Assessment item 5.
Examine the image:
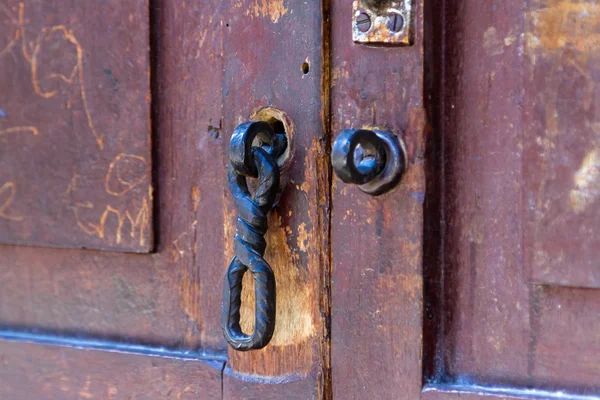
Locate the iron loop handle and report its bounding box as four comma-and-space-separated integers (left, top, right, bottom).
222, 121, 286, 351
332, 128, 407, 196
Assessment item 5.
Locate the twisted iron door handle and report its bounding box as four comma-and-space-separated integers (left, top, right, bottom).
222, 121, 287, 351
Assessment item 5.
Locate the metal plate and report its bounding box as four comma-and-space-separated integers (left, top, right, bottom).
352, 0, 414, 46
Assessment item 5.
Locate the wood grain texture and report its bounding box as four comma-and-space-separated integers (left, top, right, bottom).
0, 0, 230, 354
523, 0, 600, 289
530, 286, 600, 390
223, 369, 320, 400
438, 0, 531, 384
220, 1, 330, 396
429, 0, 600, 396
0, 0, 331, 397
0, 246, 183, 345
0, 340, 223, 399
330, 0, 426, 399
152, 0, 227, 352
0, 0, 153, 252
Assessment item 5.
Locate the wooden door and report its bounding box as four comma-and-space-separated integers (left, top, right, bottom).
0, 0, 336, 397
422, 0, 600, 399
0, 0, 427, 396
1, 0, 598, 399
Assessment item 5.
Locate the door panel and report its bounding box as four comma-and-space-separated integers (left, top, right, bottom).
530, 286, 600, 389
1, 0, 330, 398
523, 0, 600, 289
0, 0, 231, 370
425, 0, 600, 397
0, 0, 153, 253
0, 340, 223, 399
0, 246, 186, 345
220, 0, 329, 395
330, 0, 426, 398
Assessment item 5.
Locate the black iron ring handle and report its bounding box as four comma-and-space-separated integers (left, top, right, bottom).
332, 128, 407, 196
222, 121, 286, 351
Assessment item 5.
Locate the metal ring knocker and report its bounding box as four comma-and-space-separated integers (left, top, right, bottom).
222, 121, 287, 351
332, 128, 407, 196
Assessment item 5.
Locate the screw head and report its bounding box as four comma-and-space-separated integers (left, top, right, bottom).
356, 11, 372, 33
387, 13, 405, 33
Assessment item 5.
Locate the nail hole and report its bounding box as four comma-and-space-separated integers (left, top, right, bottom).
301, 61, 310, 75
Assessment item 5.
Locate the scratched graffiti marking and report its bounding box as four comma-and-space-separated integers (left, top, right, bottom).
71, 195, 151, 247
0, 0, 152, 251
0, 182, 23, 221
105, 154, 148, 196
0, 3, 103, 149
0, 126, 38, 137
169, 221, 198, 262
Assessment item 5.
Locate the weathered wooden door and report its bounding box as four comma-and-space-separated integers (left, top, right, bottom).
0, 0, 336, 397
422, 0, 600, 399
1, 0, 598, 399
0, 0, 424, 397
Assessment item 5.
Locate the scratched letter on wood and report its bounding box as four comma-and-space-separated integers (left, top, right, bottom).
0, 0, 152, 252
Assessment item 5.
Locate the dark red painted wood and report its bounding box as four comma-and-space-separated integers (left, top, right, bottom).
330, 0, 426, 398
523, 0, 600, 289
422, 386, 530, 400
0, 341, 223, 399
0, 0, 331, 398
220, 1, 330, 397
0, 0, 153, 252
0, 0, 229, 353
426, 0, 600, 397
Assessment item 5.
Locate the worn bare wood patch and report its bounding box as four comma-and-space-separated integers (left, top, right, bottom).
0, 0, 152, 252
524, 0, 600, 288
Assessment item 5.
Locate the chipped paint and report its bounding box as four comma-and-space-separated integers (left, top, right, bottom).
525, 0, 599, 136
191, 186, 201, 213
297, 222, 309, 252
483, 27, 505, 56
238, 211, 316, 346
570, 148, 600, 212
226, 137, 326, 377
525, 0, 600, 55
232, 0, 288, 23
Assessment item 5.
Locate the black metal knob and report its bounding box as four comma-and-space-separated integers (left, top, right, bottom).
332, 128, 407, 196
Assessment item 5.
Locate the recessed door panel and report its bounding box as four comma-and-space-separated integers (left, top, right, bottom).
0, 0, 152, 252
